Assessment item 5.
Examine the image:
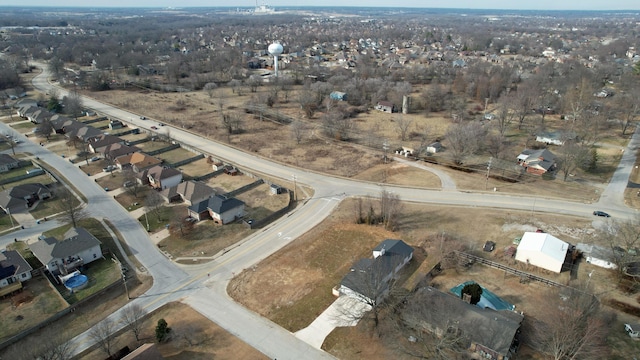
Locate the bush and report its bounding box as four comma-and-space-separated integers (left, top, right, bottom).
155, 318, 171, 342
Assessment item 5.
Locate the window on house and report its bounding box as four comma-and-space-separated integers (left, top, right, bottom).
94, 254, 97, 258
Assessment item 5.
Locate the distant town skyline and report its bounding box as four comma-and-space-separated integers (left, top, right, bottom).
9, 1, 640, 11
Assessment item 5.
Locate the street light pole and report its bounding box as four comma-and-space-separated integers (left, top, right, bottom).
144, 209, 150, 232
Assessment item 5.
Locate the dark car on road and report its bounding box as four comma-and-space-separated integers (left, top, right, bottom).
593, 211, 610, 217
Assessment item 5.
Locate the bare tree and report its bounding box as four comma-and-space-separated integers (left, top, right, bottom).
120, 303, 147, 342
35, 118, 54, 141
290, 120, 308, 144
444, 122, 486, 164
57, 186, 88, 228
600, 217, 640, 284
145, 190, 165, 222
380, 189, 402, 231
169, 207, 194, 238
556, 141, 589, 181
394, 115, 413, 141
494, 101, 515, 136
297, 89, 319, 118
89, 318, 118, 357
203, 82, 218, 99
532, 287, 612, 360
123, 169, 143, 198
3, 324, 76, 360
613, 90, 639, 136
62, 90, 83, 119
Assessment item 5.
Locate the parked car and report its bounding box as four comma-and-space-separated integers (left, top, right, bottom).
123, 180, 135, 188
593, 210, 610, 217
151, 126, 158, 130
90, 156, 101, 162
103, 165, 117, 172
483, 241, 495, 252
140, 116, 146, 120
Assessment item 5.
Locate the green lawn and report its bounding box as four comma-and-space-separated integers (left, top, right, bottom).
155, 147, 195, 164
54, 258, 121, 304
10, 121, 35, 131
30, 194, 81, 220
138, 206, 175, 232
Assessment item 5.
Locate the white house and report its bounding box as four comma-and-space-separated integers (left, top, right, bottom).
515, 232, 569, 273
29, 227, 102, 276
0, 250, 33, 288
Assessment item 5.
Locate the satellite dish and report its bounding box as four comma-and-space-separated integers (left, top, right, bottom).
268, 43, 283, 77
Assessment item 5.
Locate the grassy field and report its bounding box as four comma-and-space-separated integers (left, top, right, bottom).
155, 147, 196, 164
160, 222, 252, 260
134, 139, 172, 153
0, 275, 68, 344
178, 158, 214, 179
205, 172, 255, 193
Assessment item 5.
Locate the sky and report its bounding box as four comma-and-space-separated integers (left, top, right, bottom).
8, 1, 640, 10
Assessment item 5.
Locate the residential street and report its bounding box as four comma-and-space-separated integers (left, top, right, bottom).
13, 63, 638, 359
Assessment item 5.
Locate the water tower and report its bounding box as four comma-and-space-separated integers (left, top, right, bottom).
268, 42, 283, 77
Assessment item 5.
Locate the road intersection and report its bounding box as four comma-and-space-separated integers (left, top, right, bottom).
14, 64, 638, 359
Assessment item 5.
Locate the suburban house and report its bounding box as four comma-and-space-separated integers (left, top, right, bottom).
27, 109, 53, 124
515, 232, 570, 273
72, 126, 104, 143
140, 165, 183, 190
375, 101, 396, 113
88, 134, 124, 153
188, 194, 245, 224
338, 239, 414, 304
625, 323, 640, 338
0, 250, 33, 289
115, 152, 162, 172
122, 343, 165, 360
516, 148, 556, 175
535, 131, 575, 146
160, 180, 216, 206
0, 154, 20, 173
99, 143, 140, 160
0, 183, 51, 213
575, 243, 619, 270
403, 286, 523, 360
29, 227, 103, 276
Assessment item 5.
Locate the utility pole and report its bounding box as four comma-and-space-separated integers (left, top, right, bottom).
485, 157, 492, 190
292, 174, 297, 202
122, 271, 130, 299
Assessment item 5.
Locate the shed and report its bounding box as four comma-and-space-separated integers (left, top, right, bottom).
375, 101, 396, 113
515, 232, 569, 273
270, 184, 283, 195
426, 141, 442, 154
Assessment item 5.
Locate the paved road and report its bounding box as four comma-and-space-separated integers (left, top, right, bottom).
24, 62, 639, 358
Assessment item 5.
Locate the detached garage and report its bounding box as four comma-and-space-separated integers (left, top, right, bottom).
515, 232, 570, 273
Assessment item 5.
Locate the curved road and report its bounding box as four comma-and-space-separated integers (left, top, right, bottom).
21, 63, 638, 359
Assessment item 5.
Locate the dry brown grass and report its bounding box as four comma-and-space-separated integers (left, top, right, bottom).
0, 276, 68, 343
178, 158, 213, 178
80, 302, 267, 360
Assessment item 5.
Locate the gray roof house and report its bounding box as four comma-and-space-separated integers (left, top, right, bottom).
160, 180, 216, 206
188, 194, 245, 224
339, 239, 413, 304
0, 154, 20, 173
0, 183, 51, 213
29, 227, 102, 276
403, 286, 523, 360
0, 250, 33, 289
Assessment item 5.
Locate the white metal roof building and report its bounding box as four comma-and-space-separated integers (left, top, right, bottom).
515, 232, 569, 273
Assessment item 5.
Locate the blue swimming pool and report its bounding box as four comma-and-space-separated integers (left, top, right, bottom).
450, 281, 515, 311
64, 274, 88, 291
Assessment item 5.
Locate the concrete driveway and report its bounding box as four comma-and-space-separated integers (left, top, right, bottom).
295, 296, 371, 349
